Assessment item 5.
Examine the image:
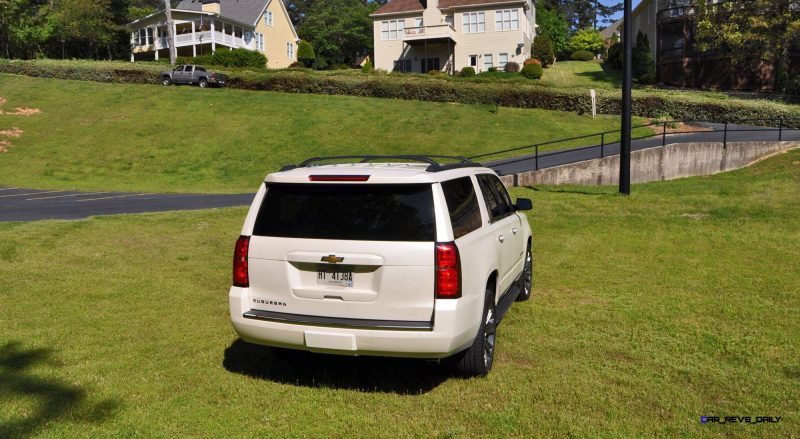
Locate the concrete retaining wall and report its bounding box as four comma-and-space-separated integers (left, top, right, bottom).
500, 141, 800, 187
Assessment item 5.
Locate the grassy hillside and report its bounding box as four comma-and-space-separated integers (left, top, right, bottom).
0, 74, 649, 193
1, 150, 798, 437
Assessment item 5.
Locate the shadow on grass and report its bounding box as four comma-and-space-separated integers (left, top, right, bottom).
0, 341, 120, 438
223, 338, 454, 394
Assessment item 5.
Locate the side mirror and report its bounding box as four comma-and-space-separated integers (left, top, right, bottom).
515, 198, 533, 211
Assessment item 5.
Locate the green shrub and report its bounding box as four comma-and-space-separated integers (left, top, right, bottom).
460, 66, 476, 77
532, 34, 556, 67
289, 61, 304, 68
297, 40, 315, 67
524, 59, 542, 66
606, 43, 623, 70
488, 66, 498, 72
428, 69, 441, 76
571, 50, 595, 61
504, 62, 520, 73
2, 59, 797, 128
520, 63, 543, 79
787, 75, 800, 96
633, 31, 656, 85
361, 60, 374, 74
209, 49, 267, 68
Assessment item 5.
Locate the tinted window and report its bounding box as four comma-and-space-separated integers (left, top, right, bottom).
253, 183, 435, 241
183, 66, 193, 72
441, 177, 482, 239
195, 67, 206, 72
489, 175, 514, 212
477, 174, 512, 221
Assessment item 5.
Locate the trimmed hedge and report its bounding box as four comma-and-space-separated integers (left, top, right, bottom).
1, 59, 798, 128
571, 50, 595, 61
521, 63, 543, 79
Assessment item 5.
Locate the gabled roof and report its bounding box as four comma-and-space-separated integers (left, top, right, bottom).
172, 0, 269, 25
372, 0, 524, 16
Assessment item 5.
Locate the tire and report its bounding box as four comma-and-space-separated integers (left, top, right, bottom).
454, 284, 497, 377
162, 77, 172, 86
515, 244, 533, 302
199, 78, 208, 88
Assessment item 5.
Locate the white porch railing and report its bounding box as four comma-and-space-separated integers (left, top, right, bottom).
134, 30, 246, 50
403, 25, 456, 42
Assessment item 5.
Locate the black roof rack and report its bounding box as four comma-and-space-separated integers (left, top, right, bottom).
279, 155, 483, 173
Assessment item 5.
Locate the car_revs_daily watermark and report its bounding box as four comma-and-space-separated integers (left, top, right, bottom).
701, 416, 781, 425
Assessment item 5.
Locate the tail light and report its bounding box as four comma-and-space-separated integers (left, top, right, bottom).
233, 235, 250, 287
435, 242, 461, 299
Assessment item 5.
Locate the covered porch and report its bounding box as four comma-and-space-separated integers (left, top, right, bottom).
397, 26, 456, 74
128, 10, 255, 61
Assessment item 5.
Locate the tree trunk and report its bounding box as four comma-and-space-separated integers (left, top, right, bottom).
164, 0, 177, 65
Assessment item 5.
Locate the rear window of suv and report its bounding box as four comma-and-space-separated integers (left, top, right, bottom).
253, 183, 435, 241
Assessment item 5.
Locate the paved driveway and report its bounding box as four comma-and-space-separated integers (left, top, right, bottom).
0, 187, 254, 222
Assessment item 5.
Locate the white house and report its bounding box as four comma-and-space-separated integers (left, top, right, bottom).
126, 0, 300, 68
371, 0, 536, 74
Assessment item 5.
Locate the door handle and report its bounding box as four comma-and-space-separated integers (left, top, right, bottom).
498, 235, 505, 243
512, 228, 519, 235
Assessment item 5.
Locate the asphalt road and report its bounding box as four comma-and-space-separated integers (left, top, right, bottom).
487, 124, 800, 175
0, 187, 255, 222
2, 124, 796, 222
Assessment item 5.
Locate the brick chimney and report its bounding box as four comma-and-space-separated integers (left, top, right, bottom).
202, 0, 220, 14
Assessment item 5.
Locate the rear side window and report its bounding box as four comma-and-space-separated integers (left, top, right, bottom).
477, 174, 513, 221
196, 67, 206, 72
253, 183, 435, 241
441, 177, 482, 239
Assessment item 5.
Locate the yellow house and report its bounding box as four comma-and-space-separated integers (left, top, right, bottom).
126, 0, 300, 69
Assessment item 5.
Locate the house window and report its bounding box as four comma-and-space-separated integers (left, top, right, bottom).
381, 19, 405, 40
499, 53, 508, 69
139, 28, 146, 46
393, 59, 412, 73
495, 9, 519, 31
264, 11, 273, 26
146, 28, 153, 45
462, 12, 485, 33
469, 55, 477, 67
287, 42, 294, 59
255, 33, 264, 51
414, 17, 423, 27
484, 54, 493, 70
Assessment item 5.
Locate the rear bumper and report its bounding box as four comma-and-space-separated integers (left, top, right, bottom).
229, 287, 480, 359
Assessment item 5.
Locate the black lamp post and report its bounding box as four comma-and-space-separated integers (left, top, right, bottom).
619, 0, 633, 195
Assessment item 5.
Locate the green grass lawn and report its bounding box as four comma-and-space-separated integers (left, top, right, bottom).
0, 74, 653, 193
1, 150, 798, 437
538, 60, 622, 89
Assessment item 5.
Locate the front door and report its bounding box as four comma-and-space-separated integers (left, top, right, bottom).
421, 57, 440, 73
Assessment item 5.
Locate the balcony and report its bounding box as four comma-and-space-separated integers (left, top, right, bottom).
403, 25, 456, 44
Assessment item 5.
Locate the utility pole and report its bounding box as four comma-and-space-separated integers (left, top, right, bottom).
164, 0, 177, 65
619, 0, 632, 195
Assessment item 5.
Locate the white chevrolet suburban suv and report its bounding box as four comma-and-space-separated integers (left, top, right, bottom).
229, 155, 533, 376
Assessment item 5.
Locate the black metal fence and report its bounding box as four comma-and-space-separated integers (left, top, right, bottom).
469, 119, 793, 171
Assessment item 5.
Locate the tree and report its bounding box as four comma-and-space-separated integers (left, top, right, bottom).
535, 7, 569, 58
0, 0, 53, 58
633, 31, 655, 85
297, 40, 315, 67
532, 34, 556, 67
51, 0, 116, 59
298, 0, 376, 67
537, 0, 622, 31
567, 28, 604, 55
694, 0, 800, 92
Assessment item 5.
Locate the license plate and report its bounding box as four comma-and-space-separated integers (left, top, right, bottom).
317, 266, 354, 287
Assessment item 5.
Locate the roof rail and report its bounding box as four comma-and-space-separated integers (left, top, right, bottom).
279, 155, 482, 172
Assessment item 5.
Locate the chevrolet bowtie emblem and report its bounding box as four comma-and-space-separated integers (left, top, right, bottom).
321, 255, 344, 264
